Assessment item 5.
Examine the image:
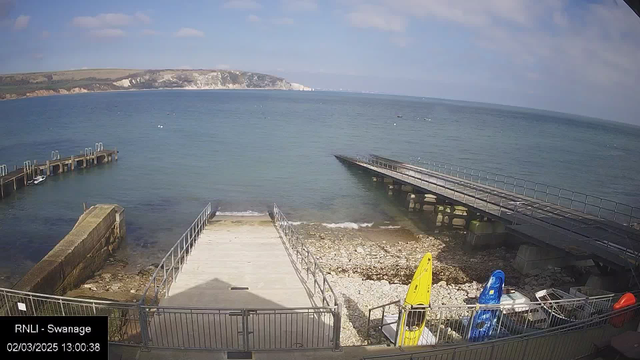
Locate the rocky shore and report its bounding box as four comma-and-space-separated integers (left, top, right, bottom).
295, 223, 582, 345
66, 255, 157, 303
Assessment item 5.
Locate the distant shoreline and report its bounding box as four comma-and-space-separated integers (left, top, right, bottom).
0, 68, 313, 101
0, 86, 315, 102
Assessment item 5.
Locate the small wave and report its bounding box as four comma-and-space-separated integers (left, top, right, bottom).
217, 211, 267, 216
380, 225, 401, 229
289, 221, 307, 225
321, 222, 374, 229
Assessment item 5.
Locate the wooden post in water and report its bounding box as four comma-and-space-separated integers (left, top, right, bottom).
23, 166, 27, 186
1, 178, 4, 199
114, 147, 118, 161
46, 160, 50, 176
71, 156, 74, 171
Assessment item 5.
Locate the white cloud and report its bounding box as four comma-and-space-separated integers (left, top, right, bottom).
223, 0, 262, 10
281, 0, 317, 12
271, 17, 294, 25
174, 27, 204, 37
347, 5, 407, 32
390, 36, 411, 47
247, 14, 261, 22
379, 0, 541, 27
72, 12, 151, 28
217, 64, 230, 69
88, 28, 126, 38
135, 11, 151, 24
141, 29, 158, 35
13, 14, 29, 30
41, 30, 50, 39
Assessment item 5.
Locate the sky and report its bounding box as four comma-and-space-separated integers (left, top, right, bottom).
1, 0, 640, 125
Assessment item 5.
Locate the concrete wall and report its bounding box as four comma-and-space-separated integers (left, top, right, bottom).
13, 204, 125, 295
513, 244, 593, 274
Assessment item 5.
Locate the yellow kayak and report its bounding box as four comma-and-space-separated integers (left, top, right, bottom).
398, 252, 432, 346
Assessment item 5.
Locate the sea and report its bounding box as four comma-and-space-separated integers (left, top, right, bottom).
1, 90, 639, 283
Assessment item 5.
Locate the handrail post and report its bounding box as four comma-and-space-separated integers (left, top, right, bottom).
139, 306, 150, 349
395, 307, 404, 347
332, 304, 342, 351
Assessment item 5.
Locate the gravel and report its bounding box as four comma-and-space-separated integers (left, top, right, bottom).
329, 275, 483, 345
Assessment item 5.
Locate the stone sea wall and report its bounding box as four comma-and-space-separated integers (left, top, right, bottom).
13, 204, 125, 295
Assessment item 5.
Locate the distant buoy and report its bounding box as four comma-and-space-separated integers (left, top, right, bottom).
158, 125, 163, 128
393, 123, 397, 126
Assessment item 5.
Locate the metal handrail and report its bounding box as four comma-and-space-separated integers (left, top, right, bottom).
139, 203, 213, 305
364, 302, 640, 359
366, 292, 629, 346
355, 155, 639, 264
273, 203, 338, 308
408, 156, 640, 227
1, 286, 137, 306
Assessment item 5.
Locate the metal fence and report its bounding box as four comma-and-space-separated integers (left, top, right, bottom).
140, 203, 213, 305
273, 203, 342, 351
367, 294, 620, 348
273, 203, 339, 309
140, 305, 337, 351
1, 287, 143, 344
363, 302, 640, 360
354, 155, 639, 264
407, 156, 640, 227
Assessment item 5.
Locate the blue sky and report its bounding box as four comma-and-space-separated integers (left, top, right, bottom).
1, 0, 640, 124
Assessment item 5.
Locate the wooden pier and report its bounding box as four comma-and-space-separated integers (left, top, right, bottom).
0, 147, 117, 200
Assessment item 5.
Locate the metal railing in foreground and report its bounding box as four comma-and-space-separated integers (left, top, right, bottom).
139, 305, 337, 351
367, 294, 620, 348
139, 203, 213, 305
406, 156, 640, 227
273, 203, 339, 309
1, 287, 143, 345
363, 302, 640, 360
0, 287, 339, 351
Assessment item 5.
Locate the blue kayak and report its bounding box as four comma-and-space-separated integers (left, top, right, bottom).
468, 270, 505, 342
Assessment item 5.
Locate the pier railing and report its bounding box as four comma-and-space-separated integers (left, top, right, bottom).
355, 155, 640, 264
366, 293, 621, 347
407, 156, 640, 227
364, 301, 639, 360
139, 203, 213, 305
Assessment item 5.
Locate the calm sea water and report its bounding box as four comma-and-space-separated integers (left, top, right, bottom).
1, 90, 639, 283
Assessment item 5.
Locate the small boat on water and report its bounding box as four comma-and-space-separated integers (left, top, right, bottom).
27, 175, 46, 186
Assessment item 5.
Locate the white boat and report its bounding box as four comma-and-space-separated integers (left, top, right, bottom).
535, 288, 593, 326
28, 175, 46, 186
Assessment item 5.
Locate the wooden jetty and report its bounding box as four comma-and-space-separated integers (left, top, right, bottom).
0, 146, 117, 200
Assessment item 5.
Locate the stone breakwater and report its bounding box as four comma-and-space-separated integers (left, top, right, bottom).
295, 223, 582, 345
